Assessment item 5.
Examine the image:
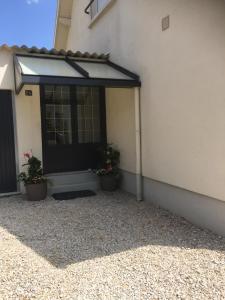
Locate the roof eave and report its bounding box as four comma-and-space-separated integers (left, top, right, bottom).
54, 0, 73, 50
53, 0, 60, 49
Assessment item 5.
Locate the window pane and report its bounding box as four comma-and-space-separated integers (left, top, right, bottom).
76, 87, 101, 144
44, 86, 72, 145
98, 0, 109, 10
91, 0, 109, 18
91, 1, 98, 18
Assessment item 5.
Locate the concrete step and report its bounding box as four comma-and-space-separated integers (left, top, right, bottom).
46, 170, 99, 195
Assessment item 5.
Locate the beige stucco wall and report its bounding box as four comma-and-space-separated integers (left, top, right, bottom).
0, 49, 14, 90
0, 49, 43, 177
106, 88, 136, 173
66, 0, 225, 201
15, 85, 43, 171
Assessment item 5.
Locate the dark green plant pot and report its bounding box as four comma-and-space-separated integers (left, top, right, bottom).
25, 182, 47, 201
100, 175, 118, 191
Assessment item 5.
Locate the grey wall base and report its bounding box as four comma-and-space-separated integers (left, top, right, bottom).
121, 170, 225, 236
121, 169, 137, 195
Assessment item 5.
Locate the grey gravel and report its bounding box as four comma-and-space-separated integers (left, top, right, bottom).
0, 191, 224, 299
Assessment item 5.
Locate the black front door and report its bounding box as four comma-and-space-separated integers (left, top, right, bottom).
41, 85, 106, 174
0, 90, 17, 193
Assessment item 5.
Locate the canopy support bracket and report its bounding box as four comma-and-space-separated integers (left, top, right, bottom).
65, 58, 90, 78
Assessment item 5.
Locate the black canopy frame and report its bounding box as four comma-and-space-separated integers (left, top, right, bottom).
14, 54, 141, 94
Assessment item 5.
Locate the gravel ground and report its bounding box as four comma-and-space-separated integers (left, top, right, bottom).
0, 191, 225, 299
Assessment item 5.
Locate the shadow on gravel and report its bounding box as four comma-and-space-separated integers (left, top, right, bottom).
0, 191, 224, 269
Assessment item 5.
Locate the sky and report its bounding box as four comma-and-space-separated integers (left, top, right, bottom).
0, 0, 57, 49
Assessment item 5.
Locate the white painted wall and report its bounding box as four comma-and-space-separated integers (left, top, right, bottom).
66, 0, 225, 201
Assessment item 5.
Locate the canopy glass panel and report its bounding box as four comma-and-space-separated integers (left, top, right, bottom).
75, 61, 132, 80
17, 56, 83, 78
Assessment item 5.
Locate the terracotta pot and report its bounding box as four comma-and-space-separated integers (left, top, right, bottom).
25, 182, 47, 201
100, 175, 118, 191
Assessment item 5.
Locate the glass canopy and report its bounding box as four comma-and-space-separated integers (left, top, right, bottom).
14, 54, 141, 94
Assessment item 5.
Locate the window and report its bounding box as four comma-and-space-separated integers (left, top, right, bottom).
44, 86, 72, 145
43, 85, 103, 146
76, 87, 101, 144
91, 0, 109, 18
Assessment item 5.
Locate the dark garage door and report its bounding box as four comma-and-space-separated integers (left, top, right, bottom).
0, 90, 17, 193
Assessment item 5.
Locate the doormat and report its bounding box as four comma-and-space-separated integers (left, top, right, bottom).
52, 190, 96, 200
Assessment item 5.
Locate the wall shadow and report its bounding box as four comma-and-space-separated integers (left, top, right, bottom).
0, 191, 224, 269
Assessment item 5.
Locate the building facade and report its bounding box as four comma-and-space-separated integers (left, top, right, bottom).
55, 0, 225, 235
0, 0, 225, 235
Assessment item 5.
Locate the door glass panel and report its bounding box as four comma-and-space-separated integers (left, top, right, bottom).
44, 86, 72, 145
76, 87, 101, 144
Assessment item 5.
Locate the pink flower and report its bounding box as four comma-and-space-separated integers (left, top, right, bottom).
106, 164, 112, 171
23, 152, 31, 159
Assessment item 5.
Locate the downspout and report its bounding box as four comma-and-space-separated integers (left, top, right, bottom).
134, 87, 142, 201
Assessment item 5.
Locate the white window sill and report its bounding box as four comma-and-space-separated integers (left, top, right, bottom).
88, 0, 116, 29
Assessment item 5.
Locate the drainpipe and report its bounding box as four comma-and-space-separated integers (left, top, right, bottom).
134, 87, 142, 201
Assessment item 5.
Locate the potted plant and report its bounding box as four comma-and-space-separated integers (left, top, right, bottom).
18, 152, 47, 201
95, 144, 120, 191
